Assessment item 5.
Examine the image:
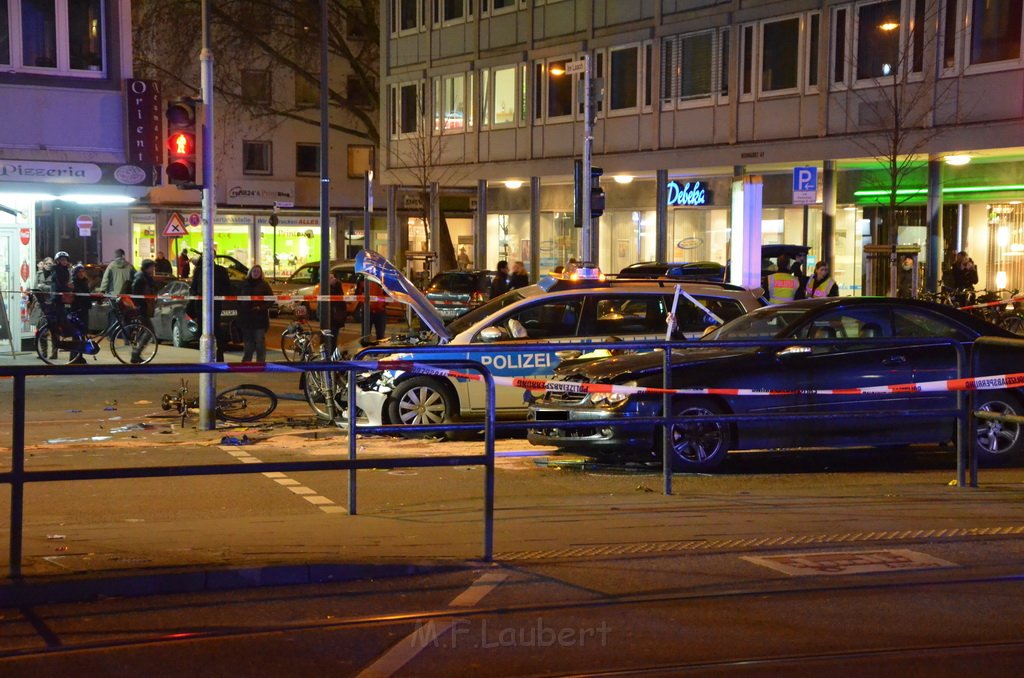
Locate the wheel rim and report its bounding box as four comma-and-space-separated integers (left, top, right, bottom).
172, 322, 183, 347
976, 399, 1021, 456
397, 386, 447, 425
670, 406, 725, 464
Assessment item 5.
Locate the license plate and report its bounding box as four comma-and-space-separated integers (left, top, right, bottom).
221, 309, 238, 317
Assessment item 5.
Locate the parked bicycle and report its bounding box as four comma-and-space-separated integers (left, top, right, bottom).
280, 306, 322, 362
34, 295, 158, 366
161, 379, 278, 425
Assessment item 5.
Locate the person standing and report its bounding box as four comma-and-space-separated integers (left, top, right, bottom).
489, 260, 510, 298
153, 251, 173, 276
766, 254, 799, 304
98, 249, 135, 295
457, 246, 473, 271
239, 265, 273, 362
129, 259, 158, 364
509, 261, 530, 289
177, 248, 191, 278
366, 279, 388, 341
327, 272, 348, 340
897, 256, 915, 299
70, 264, 93, 317
52, 251, 73, 323
188, 255, 232, 361
802, 260, 839, 298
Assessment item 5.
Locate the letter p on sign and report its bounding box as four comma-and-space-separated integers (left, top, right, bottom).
793, 166, 817, 205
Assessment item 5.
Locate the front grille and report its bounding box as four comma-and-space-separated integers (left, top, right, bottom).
545, 375, 590, 405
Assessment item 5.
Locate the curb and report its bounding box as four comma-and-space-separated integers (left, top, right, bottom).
0, 561, 472, 607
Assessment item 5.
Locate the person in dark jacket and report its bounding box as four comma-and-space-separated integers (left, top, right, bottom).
489, 260, 510, 299
129, 259, 159, 364
51, 251, 73, 329
239, 265, 273, 362
509, 261, 530, 289
70, 264, 93, 317
177, 248, 191, 278
188, 255, 233, 361
154, 251, 173, 276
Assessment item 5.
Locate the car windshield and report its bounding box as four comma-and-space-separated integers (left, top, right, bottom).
704, 306, 806, 340
445, 289, 529, 334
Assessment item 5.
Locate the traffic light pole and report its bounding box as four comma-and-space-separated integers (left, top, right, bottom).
199, 0, 217, 430
581, 53, 593, 265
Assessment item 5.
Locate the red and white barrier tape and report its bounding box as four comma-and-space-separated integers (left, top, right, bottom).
958, 296, 1024, 311
18, 290, 390, 303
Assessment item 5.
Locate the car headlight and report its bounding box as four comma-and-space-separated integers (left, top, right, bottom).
590, 381, 635, 406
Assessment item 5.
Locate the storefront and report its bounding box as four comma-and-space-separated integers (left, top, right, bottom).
0, 196, 35, 351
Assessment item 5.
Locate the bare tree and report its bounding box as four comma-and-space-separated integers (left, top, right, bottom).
133, 0, 380, 144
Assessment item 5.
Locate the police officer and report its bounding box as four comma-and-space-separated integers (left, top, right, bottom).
803, 260, 839, 298
766, 254, 799, 304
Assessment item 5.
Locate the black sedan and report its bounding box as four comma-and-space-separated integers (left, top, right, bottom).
528, 297, 1024, 472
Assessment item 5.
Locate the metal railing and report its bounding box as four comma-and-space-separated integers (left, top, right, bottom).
0, 360, 496, 579
360, 336, 971, 494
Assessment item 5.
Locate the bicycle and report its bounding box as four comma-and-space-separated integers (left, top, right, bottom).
280, 308, 322, 362
161, 379, 278, 425
301, 329, 348, 422
34, 294, 159, 366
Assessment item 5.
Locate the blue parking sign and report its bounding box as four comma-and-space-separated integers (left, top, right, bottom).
793, 166, 817, 205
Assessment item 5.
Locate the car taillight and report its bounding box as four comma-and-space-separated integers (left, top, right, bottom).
470, 291, 485, 305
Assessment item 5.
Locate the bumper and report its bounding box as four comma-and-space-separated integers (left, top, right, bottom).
527, 402, 656, 453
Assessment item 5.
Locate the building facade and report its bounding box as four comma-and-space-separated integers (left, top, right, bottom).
380, 0, 1024, 295
0, 0, 150, 347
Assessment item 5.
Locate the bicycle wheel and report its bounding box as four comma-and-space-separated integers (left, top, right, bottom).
111, 322, 159, 364
216, 384, 278, 422
35, 322, 83, 365
281, 328, 321, 362
304, 368, 347, 422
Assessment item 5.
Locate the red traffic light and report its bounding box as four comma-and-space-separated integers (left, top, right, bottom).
168, 132, 194, 157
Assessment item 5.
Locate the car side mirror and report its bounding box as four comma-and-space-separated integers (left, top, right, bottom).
555, 350, 582, 361
479, 326, 504, 343
776, 345, 812, 361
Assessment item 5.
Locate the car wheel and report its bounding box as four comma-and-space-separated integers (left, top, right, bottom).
975, 391, 1024, 464
171, 320, 186, 348
665, 399, 731, 472
387, 377, 456, 435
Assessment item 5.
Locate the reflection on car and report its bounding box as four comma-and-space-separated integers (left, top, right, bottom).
528, 297, 1024, 472
424, 270, 496, 320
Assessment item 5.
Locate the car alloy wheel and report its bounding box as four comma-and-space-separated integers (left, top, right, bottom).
172, 321, 185, 347
668, 401, 730, 472
975, 393, 1024, 463
388, 377, 454, 432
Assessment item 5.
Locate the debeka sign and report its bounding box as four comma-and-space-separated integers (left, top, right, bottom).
666, 179, 711, 207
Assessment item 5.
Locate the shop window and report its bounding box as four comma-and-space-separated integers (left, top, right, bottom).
295, 73, 318, 107
970, 0, 1023, 65
347, 75, 373, 109
761, 17, 800, 93
10, 0, 104, 75
856, 1, 900, 81
832, 7, 849, 86
546, 58, 573, 119
242, 70, 272, 104
243, 140, 272, 175
608, 44, 639, 112
296, 143, 319, 176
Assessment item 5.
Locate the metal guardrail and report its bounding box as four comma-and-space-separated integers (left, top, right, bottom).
971, 336, 1024, 481
360, 336, 971, 493
0, 360, 496, 579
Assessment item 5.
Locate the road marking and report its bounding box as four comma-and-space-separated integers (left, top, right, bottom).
220, 447, 347, 514
743, 549, 957, 576
356, 570, 508, 678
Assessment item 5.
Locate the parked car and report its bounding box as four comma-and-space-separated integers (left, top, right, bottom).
618, 261, 726, 282
527, 297, 1024, 471
424, 270, 496, 320
339, 251, 765, 429
271, 260, 404, 322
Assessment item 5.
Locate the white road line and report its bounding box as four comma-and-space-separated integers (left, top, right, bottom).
287, 486, 317, 495
303, 495, 335, 505
262, 472, 287, 478
355, 570, 507, 678
222, 447, 347, 514
274, 478, 301, 486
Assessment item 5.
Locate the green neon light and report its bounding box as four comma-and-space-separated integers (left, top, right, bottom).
854, 183, 1024, 197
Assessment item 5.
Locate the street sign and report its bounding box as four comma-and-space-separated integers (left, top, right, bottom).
163, 212, 189, 237
793, 166, 817, 205
564, 59, 586, 75
76, 215, 93, 237
188, 212, 201, 227
274, 201, 294, 209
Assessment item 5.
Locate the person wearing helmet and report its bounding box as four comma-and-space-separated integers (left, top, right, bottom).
129, 259, 159, 364
52, 251, 73, 310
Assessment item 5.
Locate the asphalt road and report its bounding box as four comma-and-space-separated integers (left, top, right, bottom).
1, 355, 1024, 674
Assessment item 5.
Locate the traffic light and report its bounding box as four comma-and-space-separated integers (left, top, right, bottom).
590, 166, 605, 219
165, 98, 199, 188
573, 163, 605, 225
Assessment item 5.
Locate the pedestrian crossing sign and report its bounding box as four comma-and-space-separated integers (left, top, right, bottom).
163, 212, 189, 237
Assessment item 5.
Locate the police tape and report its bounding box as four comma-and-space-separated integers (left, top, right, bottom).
251, 359, 1024, 398
958, 295, 1024, 311
18, 290, 391, 303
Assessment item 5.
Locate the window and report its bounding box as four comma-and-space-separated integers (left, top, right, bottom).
719, 28, 730, 97
390, 82, 420, 137
970, 0, 1023, 65
347, 75, 373, 109
483, 0, 516, 13
296, 143, 319, 175
644, 42, 653, 108
347, 145, 375, 178
242, 70, 272, 104
911, 0, 925, 73
833, 7, 849, 85
393, 0, 420, 34
609, 45, 639, 111
594, 296, 668, 336
741, 25, 754, 95
807, 13, 820, 88
295, 74, 318, 107
661, 30, 727, 106
856, 1, 900, 80
435, 73, 466, 132
519, 63, 528, 125
8, 0, 105, 75
761, 17, 800, 93
436, 0, 470, 23
943, 0, 958, 70
547, 58, 573, 119
681, 32, 713, 100
243, 141, 272, 175
500, 298, 583, 340
485, 65, 517, 126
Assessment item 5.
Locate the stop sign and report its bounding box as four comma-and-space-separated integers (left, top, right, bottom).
76, 215, 93, 236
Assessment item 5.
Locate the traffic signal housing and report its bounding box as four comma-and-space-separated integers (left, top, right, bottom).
165, 98, 200, 188
573, 162, 605, 225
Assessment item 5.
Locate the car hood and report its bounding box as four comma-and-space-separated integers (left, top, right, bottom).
356, 250, 451, 342
554, 344, 759, 382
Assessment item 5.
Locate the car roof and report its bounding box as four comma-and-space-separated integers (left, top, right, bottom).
543, 275, 754, 296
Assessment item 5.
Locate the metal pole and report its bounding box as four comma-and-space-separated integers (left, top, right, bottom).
198, 0, 217, 429
483, 368, 495, 561
8, 374, 25, 577
318, 0, 332, 356
661, 345, 672, 495
822, 160, 836, 268
927, 155, 943, 293
348, 365, 358, 514
581, 53, 593, 263
656, 169, 668, 262
362, 171, 373, 338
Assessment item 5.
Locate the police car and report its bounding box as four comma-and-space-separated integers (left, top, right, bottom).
342, 251, 765, 429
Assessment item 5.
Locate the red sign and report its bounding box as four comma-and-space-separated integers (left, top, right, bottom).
76, 215, 93, 237
163, 212, 189, 237
20, 261, 30, 282
125, 79, 163, 167
19, 228, 30, 245
188, 212, 201, 227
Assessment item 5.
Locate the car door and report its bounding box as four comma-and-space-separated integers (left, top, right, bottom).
461, 295, 586, 412
151, 281, 182, 338
778, 307, 921, 447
